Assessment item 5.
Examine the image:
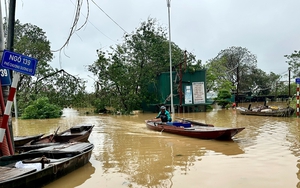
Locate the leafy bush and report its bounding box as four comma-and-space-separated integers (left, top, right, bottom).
91, 98, 107, 113
215, 89, 232, 108
206, 105, 213, 111
21, 97, 62, 119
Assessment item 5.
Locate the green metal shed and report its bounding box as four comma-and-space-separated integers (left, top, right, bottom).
143, 69, 214, 113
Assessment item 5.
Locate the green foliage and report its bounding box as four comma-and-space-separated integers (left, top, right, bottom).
206, 46, 257, 92
88, 18, 198, 113
3, 20, 87, 112
206, 105, 213, 111
6, 18, 290, 115
282, 50, 300, 96
285, 50, 300, 77
21, 97, 62, 119
272, 82, 297, 97
92, 98, 107, 113
206, 46, 281, 97
215, 89, 232, 108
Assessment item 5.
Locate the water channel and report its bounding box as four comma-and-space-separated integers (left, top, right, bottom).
11, 102, 300, 188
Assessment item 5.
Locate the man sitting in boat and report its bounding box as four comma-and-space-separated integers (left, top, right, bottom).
154, 106, 172, 122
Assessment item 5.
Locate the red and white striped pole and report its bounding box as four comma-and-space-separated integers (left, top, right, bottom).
1, 72, 20, 155
0, 78, 11, 156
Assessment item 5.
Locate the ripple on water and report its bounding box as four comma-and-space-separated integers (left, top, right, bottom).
30, 104, 300, 188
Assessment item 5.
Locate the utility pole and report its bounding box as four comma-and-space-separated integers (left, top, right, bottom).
166, 0, 174, 114
5, 0, 16, 151
288, 67, 291, 99
179, 50, 187, 113
236, 66, 239, 107
7, 0, 16, 52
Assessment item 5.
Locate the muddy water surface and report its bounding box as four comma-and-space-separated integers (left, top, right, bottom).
11, 102, 300, 188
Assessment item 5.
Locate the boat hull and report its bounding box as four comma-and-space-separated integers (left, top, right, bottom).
239, 107, 295, 117
146, 121, 244, 140
14, 134, 44, 147
15, 124, 94, 152
0, 142, 93, 188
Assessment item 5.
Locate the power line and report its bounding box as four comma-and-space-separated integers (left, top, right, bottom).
91, 0, 128, 34
51, 0, 124, 69
52, 0, 89, 53
85, 17, 117, 43
51, 0, 133, 54
69, 0, 117, 43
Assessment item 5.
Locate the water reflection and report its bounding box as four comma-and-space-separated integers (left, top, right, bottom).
283, 118, 300, 187
9, 104, 300, 188
91, 114, 244, 187
94, 136, 243, 187
43, 162, 95, 188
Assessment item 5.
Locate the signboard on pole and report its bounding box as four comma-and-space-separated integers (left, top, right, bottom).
0, 65, 11, 86
1, 50, 38, 76
296, 78, 300, 84
192, 82, 205, 104
184, 85, 192, 104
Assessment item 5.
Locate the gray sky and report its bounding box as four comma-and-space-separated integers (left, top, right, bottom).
10, 0, 300, 92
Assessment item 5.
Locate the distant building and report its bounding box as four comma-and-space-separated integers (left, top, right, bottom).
143, 70, 214, 113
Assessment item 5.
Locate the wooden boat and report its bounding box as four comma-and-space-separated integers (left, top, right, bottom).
14, 134, 44, 147
15, 124, 94, 152
145, 120, 245, 140
0, 142, 94, 188
237, 106, 295, 117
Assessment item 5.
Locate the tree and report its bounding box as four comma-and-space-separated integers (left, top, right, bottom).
21, 97, 62, 119
5, 20, 53, 92
88, 18, 198, 113
3, 20, 87, 113
240, 68, 280, 96
214, 89, 232, 108
285, 50, 300, 77
205, 56, 234, 92
206, 46, 258, 103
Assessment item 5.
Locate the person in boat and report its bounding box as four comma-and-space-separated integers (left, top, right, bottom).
154, 106, 172, 122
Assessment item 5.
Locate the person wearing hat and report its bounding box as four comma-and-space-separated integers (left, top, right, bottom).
154, 106, 172, 122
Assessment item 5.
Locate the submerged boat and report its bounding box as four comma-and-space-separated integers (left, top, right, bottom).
15, 124, 94, 152
145, 120, 245, 140
14, 134, 44, 147
0, 142, 94, 188
237, 105, 295, 117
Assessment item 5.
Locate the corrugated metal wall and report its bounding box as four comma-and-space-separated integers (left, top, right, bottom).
143, 70, 212, 112
157, 70, 206, 104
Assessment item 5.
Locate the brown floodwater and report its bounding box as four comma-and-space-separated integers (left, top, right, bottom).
11, 102, 300, 188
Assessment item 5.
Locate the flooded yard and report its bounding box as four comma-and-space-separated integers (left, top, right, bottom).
11, 102, 300, 188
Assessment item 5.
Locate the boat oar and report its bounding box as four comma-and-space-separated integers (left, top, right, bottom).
175, 118, 214, 127
50, 126, 60, 142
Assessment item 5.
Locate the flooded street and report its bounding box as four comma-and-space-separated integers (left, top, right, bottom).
11, 102, 300, 188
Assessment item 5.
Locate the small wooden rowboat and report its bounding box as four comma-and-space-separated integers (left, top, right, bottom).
14, 134, 44, 147
15, 124, 94, 152
145, 120, 244, 140
0, 142, 94, 188
238, 106, 295, 117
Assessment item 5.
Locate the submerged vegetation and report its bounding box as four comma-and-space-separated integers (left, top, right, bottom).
21, 97, 62, 119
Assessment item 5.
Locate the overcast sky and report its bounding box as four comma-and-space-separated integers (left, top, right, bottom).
8, 0, 300, 92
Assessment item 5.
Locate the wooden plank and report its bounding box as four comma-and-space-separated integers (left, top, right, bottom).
0, 166, 36, 181
33, 142, 90, 153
